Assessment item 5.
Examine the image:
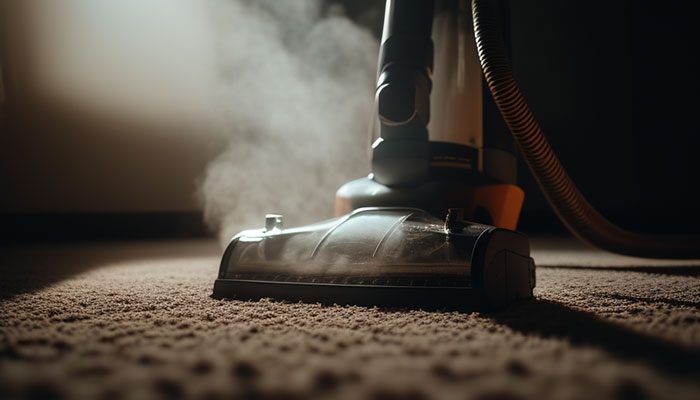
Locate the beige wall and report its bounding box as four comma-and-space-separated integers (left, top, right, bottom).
0, 0, 224, 213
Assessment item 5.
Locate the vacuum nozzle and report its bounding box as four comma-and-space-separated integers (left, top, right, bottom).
213, 207, 535, 310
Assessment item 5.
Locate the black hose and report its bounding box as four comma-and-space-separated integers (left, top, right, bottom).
471, 0, 700, 259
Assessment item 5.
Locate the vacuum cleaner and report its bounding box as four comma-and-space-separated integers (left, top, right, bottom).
213, 0, 700, 309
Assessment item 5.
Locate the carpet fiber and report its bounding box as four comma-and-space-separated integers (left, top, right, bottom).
1, 238, 699, 400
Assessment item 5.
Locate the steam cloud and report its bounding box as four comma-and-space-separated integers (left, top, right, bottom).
200, 0, 379, 244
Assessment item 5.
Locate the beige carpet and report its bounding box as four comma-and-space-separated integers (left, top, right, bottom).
1, 238, 699, 400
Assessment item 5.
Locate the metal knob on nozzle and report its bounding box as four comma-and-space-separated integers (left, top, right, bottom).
265, 214, 283, 232
445, 208, 465, 233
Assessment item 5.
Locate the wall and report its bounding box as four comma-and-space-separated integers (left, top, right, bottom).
511, 0, 700, 233
0, 0, 223, 214
2, 0, 699, 235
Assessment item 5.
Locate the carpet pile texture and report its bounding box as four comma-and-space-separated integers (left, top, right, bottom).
1, 238, 699, 400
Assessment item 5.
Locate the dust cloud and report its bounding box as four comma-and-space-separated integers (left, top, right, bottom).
199, 0, 379, 244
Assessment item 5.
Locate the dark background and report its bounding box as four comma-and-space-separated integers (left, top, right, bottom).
510, 0, 700, 234
2, 0, 699, 240
345, 0, 700, 234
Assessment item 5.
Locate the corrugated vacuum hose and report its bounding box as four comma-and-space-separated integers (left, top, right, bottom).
471, 0, 700, 258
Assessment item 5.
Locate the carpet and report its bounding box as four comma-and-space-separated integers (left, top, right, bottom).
1, 238, 699, 400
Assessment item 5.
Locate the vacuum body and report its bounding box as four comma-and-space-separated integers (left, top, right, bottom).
336, 0, 523, 229
213, 0, 538, 309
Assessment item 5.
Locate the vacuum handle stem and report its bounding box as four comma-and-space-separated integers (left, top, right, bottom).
372, 0, 435, 186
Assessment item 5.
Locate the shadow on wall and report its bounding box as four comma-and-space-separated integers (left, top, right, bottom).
0, 0, 224, 215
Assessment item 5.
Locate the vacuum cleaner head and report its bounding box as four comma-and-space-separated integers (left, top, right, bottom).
213, 207, 535, 309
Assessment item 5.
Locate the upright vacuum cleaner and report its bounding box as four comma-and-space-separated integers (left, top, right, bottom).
213, 0, 700, 309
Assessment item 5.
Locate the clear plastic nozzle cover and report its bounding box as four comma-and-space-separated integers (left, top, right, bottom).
219, 208, 494, 287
